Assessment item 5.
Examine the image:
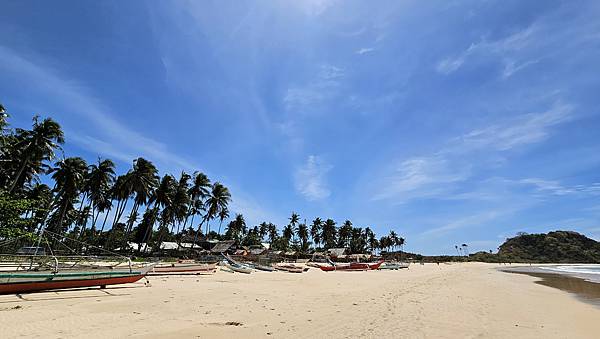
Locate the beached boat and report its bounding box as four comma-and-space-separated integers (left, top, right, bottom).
274, 264, 309, 273
223, 261, 253, 274
0, 265, 154, 295
149, 262, 216, 275
250, 264, 275, 272
318, 260, 384, 272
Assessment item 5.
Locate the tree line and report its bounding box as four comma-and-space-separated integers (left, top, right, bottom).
0, 104, 405, 255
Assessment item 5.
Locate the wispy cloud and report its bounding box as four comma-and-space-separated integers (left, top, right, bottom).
294, 155, 332, 201
452, 102, 574, 152
436, 24, 537, 75
420, 210, 506, 237
372, 102, 574, 203
283, 64, 344, 112
519, 178, 600, 196
0, 46, 197, 173
356, 47, 375, 55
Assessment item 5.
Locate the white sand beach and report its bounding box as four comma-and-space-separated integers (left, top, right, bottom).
0, 263, 598, 338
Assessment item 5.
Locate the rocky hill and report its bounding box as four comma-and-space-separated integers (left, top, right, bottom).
497, 231, 600, 263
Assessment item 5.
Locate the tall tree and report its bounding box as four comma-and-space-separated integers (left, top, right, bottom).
310, 217, 322, 249
48, 157, 88, 235
85, 159, 115, 235
202, 182, 231, 239
124, 158, 159, 238
338, 220, 353, 248
8, 117, 64, 193
297, 222, 309, 252
321, 219, 337, 250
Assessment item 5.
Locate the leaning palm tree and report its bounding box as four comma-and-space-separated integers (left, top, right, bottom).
86, 159, 115, 235
124, 158, 159, 239
110, 174, 132, 229
389, 230, 398, 252
8, 117, 64, 193
183, 172, 211, 230
171, 172, 191, 235
147, 174, 177, 250
48, 157, 88, 235
217, 208, 230, 235
202, 182, 231, 239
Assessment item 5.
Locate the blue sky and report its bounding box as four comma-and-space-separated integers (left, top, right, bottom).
1, 0, 599, 254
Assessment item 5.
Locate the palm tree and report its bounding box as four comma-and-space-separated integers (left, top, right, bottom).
225, 214, 246, 243
217, 208, 230, 235
321, 219, 337, 250
288, 212, 300, 245
48, 157, 88, 235
8, 117, 64, 193
150, 175, 177, 250
258, 222, 269, 242
184, 172, 210, 232
365, 227, 377, 254
110, 174, 132, 229
124, 158, 159, 238
461, 243, 469, 257
267, 223, 278, 246
310, 217, 322, 249
202, 182, 231, 239
338, 220, 353, 248
297, 223, 309, 252
389, 230, 398, 252
172, 172, 191, 235
85, 159, 115, 235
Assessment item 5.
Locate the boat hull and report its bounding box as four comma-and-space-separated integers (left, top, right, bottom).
0, 272, 146, 294
150, 263, 216, 275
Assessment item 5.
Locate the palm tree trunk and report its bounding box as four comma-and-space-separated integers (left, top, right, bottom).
218, 219, 224, 235
8, 154, 30, 194
99, 207, 111, 234
111, 199, 122, 228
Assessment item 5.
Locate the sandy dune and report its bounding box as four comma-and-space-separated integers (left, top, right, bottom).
0, 262, 598, 338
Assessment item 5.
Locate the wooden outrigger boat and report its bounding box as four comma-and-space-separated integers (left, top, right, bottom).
318, 260, 384, 272
0, 264, 154, 295
149, 262, 216, 275
274, 264, 309, 273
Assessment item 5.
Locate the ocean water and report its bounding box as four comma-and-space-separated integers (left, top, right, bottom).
540, 265, 600, 283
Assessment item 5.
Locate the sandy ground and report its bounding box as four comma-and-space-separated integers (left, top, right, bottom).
0, 262, 599, 338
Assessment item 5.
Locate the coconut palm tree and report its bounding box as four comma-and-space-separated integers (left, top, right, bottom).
110, 174, 132, 229
48, 157, 88, 235
150, 174, 177, 249
183, 172, 211, 231
8, 117, 64, 193
171, 171, 191, 235
389, 230, 398, 252
321, 219, 337, 250
288, 212, 300, 245
85, 159, 115, 235
267, 223, 278, 246
338, 220, 353, 248
365, 227, 377, 254
297, 223, 309, 252
310, 217, 322, 249
258, 222, 269, 242
217, 208, 230, 235
124, 158, 159, 238
202, 182, 231, 239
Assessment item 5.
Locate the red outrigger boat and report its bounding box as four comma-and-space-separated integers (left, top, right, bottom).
0, 265, 154, 295
318, 260, 384, 272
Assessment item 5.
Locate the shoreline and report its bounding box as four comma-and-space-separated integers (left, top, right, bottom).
502, 265, 600, 308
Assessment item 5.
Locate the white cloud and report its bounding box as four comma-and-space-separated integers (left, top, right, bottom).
356, 47, 374, 55
373, 157, 469, 201
454, 102, 574, 151
435, 24, 537, 75
294, 155, 332, 201
372, 102, 575, 202
519, 178, 600, 196
283, 64, 345, 112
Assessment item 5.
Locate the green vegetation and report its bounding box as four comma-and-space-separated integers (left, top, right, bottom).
0, 103, 404, 255
497, 231, 600, 263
